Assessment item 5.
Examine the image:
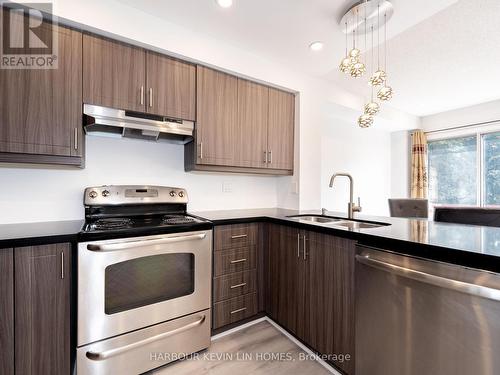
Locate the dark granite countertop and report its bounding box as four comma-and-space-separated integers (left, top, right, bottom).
2, 208, 499, 273
0, 220, 84, 248
194, 208, 500, 273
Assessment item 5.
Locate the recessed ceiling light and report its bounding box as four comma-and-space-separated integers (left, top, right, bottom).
309, 41, 324, 51
216, 0, 233, 8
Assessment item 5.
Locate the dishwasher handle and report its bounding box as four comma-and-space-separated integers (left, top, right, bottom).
356, 254, 500, 302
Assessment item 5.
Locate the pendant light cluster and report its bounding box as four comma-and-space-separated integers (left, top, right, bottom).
338, 1, 394, 128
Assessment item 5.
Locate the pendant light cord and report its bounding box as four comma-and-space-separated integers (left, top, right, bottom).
384, 12, 388, 84
377, 5, 380, 69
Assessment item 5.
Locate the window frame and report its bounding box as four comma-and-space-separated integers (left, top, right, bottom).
426, 122, 500, 207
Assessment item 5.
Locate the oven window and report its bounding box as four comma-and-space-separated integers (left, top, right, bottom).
104, 253, 195, 314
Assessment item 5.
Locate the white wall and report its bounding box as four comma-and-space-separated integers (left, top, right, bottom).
321, 120, 392, 216
0, 0, 418, 223
422, 99, 500, 131
0, 137, 279, 224
390, 130, 411, 198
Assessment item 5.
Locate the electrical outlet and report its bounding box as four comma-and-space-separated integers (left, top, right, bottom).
290, 181, 299, 194
222, 182, 233, 193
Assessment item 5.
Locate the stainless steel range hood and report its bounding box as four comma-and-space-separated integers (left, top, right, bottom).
83, 104, 194, 144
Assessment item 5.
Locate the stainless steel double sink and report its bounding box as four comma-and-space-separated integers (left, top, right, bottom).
286, 215, 390, 230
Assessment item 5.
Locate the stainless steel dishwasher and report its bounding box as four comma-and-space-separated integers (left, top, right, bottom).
356, 245, 500, 375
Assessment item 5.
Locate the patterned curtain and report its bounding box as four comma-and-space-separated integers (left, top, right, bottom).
411, 130, 428, 198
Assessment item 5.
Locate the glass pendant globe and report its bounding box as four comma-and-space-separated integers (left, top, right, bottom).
348, 48, 361, 59
364, 101, 380, 116
377, 85, 393, 101
350, 61, 366, 78
369, 70, 386, 86
358, 114, 374, 128
339, 57, 352, 73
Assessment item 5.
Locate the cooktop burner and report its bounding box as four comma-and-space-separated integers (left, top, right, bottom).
161, 215, 197, 225
93, 218, 134, 230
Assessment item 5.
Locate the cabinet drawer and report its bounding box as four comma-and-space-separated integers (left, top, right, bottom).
213, 270, 257, 303
213, 246, 256, 277
214, 223, 258, 251
213, 293, 258, 329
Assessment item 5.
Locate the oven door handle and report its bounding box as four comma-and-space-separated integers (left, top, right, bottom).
86, 314, 206, 361
87, 232, 207, 251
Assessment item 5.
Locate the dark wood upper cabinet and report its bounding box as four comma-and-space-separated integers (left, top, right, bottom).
14, 243, 71, 375
0, 248, 14, 375
83, 34, 146, 112
146, 52, 196, 121
0, 16, 83, 165
267, 88, 295, 171
195, 66, 238, 166
235, 79, 269, 168
185, 67, 295, 175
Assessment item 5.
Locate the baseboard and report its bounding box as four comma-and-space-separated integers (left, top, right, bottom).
211, 316, 340, 375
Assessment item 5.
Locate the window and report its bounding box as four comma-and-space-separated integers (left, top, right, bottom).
484, 132, 500, 206
428, 130, 500, 207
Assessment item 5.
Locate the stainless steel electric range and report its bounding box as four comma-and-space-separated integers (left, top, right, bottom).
76, 185, 213, 375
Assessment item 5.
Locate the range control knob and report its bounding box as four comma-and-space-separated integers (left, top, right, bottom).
102, 190, 110, 197
178, 191, 185, 198
169, 191, 177, 197
89, 191, 98, 199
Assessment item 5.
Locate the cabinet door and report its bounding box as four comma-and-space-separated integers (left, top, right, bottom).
15, 244, 71, 375
196, 66, 237, 166
268, 224, 304, 335
0, 248, 14, 375
235, 79, 269, 168
146, 52, 196, 120
267, 88, 295, 171
306, 231, 355, 375
83, 34, 145, 112
0, 20, 82, 157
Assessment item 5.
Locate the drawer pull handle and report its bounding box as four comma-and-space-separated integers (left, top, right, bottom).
231, 234, 248, 239
230, 283, 247, 289
230, 307, 247, 315
230, 258, 247, 264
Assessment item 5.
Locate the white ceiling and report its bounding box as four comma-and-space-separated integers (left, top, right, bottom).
116, 0, 500, 117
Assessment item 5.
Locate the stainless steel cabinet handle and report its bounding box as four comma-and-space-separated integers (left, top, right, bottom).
149, 88, 153, 107
264, 150, 268, 163
86, 314, 206, 361
230, 258, 247, 264
303, 236, 307, 260
355, 255, 500, 302
231, 234, 248, 239
60, 251, 64, 279
268, 150, 273, 164
230, 283, 247, 289
74, 128, 78, 150
297, 233, 301, 258
230, 307, 247, 315
87, 233, 206, 251
199, 142, 203, 159
140, 86, 144, 105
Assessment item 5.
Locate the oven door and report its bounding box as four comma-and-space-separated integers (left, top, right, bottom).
77, 230, 212, 346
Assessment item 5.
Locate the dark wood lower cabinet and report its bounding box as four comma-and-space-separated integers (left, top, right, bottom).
268, 224, 308, 338
267, 225, 356, 375
305, 231, 355, 375
14, 243, 71, 375
0, 248, 14, 375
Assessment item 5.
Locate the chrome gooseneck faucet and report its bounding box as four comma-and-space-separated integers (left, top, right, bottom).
328, 173, 362, 219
